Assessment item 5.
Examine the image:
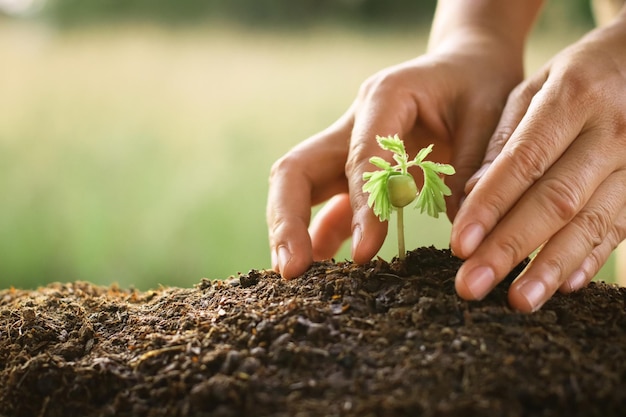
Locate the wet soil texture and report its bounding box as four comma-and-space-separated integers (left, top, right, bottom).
1, 247, 626, 417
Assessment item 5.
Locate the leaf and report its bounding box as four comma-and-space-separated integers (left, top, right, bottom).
376, 134, 405, 156
363, 134, 455, 222
421, 160, 456, 176
368, 156, 392, 170
415, 160, 454, 218
413, 144, 433, 164
362, 169, 392, 221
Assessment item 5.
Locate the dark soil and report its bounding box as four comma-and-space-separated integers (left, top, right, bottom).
1, 247, 625, 417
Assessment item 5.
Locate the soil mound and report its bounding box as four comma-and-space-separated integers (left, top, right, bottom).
1, 247, 625, 417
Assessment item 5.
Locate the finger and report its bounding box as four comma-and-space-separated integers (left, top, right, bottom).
455, 126, 619, 303
445, 95, 507, 220
451, 76, 588, 260
267, 115, 352, 279
560, 196, 626, 293
346, 77, 422, 263
309, 194, 354, 261
464, 71, 547, 196
507, 169, 626, 311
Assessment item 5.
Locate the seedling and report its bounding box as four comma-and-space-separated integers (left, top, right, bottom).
362, 135, 455, 260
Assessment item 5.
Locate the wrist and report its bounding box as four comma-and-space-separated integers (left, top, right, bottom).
427, 0, 543, 71
426, 29, 525, 86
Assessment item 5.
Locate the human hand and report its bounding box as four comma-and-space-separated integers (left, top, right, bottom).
267, 34, 525, 279
451, 12, 626, 312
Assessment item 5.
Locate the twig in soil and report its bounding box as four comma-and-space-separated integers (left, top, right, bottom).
130, 345, 186, 367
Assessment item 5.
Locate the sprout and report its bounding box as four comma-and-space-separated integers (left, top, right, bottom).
362, 134, 455, 260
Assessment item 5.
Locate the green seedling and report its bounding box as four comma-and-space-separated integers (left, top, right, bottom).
362, 134, 455, 260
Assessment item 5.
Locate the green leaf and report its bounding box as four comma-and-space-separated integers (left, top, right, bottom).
362, 169, 392, 221
421, 160, 456, 176
362, 134, 455, 222
412, 143, 433, 164
415, 160, 454, 218
368, 156, 392, 171
376, 134, 405, 156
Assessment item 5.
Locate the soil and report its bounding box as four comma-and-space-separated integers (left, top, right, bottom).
1, 247, 625, 417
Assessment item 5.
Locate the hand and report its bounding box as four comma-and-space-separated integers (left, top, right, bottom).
267, 34, 525, 279
451, 12, 626, 312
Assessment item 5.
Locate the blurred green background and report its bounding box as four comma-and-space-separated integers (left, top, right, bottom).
0, 0, 614, 289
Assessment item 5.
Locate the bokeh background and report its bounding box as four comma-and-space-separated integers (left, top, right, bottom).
0, 0, 613, 289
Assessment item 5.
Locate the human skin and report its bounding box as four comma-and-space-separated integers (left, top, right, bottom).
267, 0, 542, 280
451, 5, 626, 312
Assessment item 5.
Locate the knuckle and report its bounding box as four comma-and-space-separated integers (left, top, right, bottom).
557, 66, 590, 101
612, 114, 626, 140
269, 210, 307, 238
357, 66, 405, 102
540, 257, 567, 288
482, 189, 511, 221
346, 136, 387, 181
496, 233, 528, 271
486, 126, 514, 161
269, 152, 301, 182
616, 222, 626, 245
608, 213, 626, 251
539, 177, 584, 223
509, 80, 535, 104
545, 64, 601, 115
573, 208, 612, 248
271, 215, 290, 234
345, 139, 370, 175
503, 138, 550, 184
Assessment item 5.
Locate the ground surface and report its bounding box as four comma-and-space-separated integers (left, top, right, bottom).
1, 247, 625, 417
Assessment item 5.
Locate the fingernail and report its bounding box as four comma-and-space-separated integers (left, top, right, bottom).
565, 269, 587, 292
351, 224, 362, 256
459, 223, 485, 257
565, 256, 592, 292
517, 279, 547, 312
277, 246, 291, 273
465, 266, 495, 300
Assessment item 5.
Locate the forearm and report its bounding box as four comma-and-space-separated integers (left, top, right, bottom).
428, 0, 544, 55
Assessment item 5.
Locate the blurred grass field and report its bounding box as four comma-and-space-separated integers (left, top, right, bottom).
0, 19, 614, 289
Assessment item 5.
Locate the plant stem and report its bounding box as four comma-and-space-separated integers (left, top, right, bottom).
397, 207, 405, 260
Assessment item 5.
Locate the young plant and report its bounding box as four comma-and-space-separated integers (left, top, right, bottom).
362, 134, 455, 260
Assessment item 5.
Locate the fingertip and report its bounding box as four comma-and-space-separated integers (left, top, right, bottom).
560, 256, 594, 293
455, 263, 495, 301
559, 269, 586, 293
350, 223, 367, 264
451, 222, 485, 259
275, 245, 313, 280
350, 208, 388, 264
508, 279, 548, 313
269, 219, 315, 280
454, 274, 474, 301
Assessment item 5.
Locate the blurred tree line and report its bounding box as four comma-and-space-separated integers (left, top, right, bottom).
39, 0, 595, 29
42, 0, 437, 26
